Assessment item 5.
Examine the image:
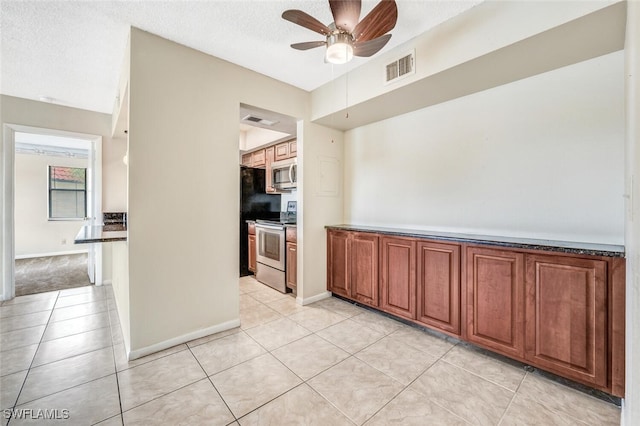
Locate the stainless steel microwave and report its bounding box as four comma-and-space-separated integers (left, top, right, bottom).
271, 158, 297, 190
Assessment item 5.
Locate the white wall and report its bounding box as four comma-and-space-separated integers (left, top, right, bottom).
14, 152, 88, 257
344, 51, 625, 244
102, 137, 127, 212
623, 1, 640, 423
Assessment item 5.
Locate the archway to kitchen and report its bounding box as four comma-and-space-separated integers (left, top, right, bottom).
238, 104, 301, 314
1, 124, 103, 300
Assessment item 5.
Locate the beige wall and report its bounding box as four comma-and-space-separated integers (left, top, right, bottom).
14, 152, 88, 257
298, 122, 344, 302
126, 28, 337, 356
344, 51, 625, 244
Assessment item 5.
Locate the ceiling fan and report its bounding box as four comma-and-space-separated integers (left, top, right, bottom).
282, 0, 398, 65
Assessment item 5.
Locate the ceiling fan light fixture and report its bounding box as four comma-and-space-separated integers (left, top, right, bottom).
325, 33, 353, 64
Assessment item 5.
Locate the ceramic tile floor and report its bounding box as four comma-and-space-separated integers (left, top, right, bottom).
0, 276, 620, 425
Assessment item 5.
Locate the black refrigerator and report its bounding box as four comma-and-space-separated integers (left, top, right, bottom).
240, 166, 281, 276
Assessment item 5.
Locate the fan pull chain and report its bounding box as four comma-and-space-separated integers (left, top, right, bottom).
345, 62, 349, 119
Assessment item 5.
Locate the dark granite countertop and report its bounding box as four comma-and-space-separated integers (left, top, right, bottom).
326, 224, 625, 258
74, 225, 127, 244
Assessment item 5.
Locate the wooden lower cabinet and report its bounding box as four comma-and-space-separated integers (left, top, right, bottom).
417, 241, 461, 334
465, 246, 525, 358
326, 228, 625, 396
248, 234, 256, 273
327, 230, 350, 298
326, 230, 379, 306
525, 254, 607, 387
286, 242, 297, 290
380, 236, 416, 319
350, 233, 379, 306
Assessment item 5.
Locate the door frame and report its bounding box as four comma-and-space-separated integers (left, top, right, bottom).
1, 123, 102, 301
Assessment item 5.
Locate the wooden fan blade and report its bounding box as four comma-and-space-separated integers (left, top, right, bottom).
282, 10, 331, 36
353, 33, 392, 57
329, 0, 361, 32
352, 0, 397, 42
291, 41, 326, 51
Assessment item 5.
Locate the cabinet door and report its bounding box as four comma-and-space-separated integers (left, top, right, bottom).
241, 153, 252, 166
275, 142, 290, 161
417, 241, 460, 334
525, 255, 607, 387
288, 140, 297, 157
327, 231, 350, 297
252, 149, 266, 167
248, 234, 257, 273
286, 242, 297, 290
350, 233, 379, 306
265, 146, 276, 193
380, 236, 416, 319
466, 246, 525, 358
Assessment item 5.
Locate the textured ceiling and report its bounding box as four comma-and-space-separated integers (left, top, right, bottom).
0, 0, 482, 114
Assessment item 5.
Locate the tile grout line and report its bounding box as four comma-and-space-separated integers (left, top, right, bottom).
104, 285, 125, 426
496, 370, 529, 425
6, 291, 61, 425
5, 288, 118, 422
186, 343, 238, 424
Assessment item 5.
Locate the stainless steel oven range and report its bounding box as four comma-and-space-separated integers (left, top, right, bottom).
255, 221, 287, 293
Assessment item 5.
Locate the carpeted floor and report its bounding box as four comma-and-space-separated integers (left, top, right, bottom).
14, 253, 92, 296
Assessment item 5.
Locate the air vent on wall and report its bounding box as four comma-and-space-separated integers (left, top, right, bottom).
384, 51, 415, 84
242, 115, 278, 126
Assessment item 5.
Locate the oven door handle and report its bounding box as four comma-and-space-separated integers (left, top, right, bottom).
256, 224, 284, 231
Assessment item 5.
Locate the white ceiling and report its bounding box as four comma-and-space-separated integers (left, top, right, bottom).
0, 0, 482, 115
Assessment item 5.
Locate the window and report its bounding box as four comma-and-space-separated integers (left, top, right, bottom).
48, 166, 86, 220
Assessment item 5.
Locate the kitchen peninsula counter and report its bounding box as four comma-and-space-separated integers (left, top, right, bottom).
325, 224, 624, 257
74, 224, 127, 244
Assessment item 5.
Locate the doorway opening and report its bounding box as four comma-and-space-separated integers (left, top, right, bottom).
238, 104, 299, 301
1, 124, 102, 301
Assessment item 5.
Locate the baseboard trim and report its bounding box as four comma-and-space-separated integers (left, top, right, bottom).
297, 291, 331, 306
101, 279, 112, 285
127, 319, 241, 361
15, 250, 88, 260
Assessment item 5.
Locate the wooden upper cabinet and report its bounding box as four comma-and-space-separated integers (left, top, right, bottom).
327, 230, 350, 298
350, 233, 379, 307
274, 142, 290, 161
525, 254, 607, 387
265, 146, 276, 193
252, 149, 266, 167
380, 236, 416, 319
417, 241, 461, 335
466, 246, 525, 358
241, 149, 266, 168
289, 140, 297, 157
